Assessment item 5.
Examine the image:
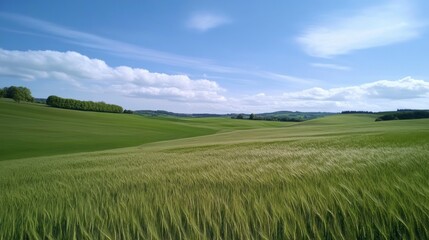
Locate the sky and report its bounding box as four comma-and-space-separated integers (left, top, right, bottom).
1, 0, 429, 113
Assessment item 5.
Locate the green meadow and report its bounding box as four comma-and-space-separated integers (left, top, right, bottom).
1, 99, 429, 239
0, 99, 285, 161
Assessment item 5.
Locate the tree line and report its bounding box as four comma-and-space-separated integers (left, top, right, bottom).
46, 95, 124, 113
0, 86, 34, 103
341, 111, 373, 114
232, 113, 303, 122
375, 110, 429, 121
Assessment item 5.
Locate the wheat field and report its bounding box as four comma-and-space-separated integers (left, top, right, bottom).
1, 109, 428, 239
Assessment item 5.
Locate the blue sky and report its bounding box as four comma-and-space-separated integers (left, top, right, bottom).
1, 0, 429, 113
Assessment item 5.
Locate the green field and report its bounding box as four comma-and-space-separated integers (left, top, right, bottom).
1, 99, 428, 239
0, 99, 286, 161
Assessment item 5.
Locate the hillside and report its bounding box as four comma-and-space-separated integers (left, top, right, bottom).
0, 99, 286, 161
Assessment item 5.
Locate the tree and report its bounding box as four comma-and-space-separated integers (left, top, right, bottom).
4, 86, 34, 103
0, 88, 5, 98
20, 87, 34, 102
12, 89, 26, 103
249, 113, 255, 120
236, 114, 244, 119
5, 86, 17, 98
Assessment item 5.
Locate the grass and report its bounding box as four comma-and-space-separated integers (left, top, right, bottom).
0, 99, 286, 161
1, 100, 429, 239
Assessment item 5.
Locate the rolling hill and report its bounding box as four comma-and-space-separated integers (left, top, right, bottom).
0, 99, 286, 161
1, 98, 428, 239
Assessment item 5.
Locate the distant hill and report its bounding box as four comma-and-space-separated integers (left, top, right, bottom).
133, 110, 235, 118
134, 110, 335, 120
252, 111, 335, 121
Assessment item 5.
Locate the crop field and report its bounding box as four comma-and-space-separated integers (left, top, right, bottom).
1, 100, 429, 239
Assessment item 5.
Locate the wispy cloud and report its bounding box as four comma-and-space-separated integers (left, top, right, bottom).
0, 49, 226, 102
0, 12, 233, 73
311, 63, 351, 71
297, 1, 424, 58
187, 13, 230, 32
0, 12, 312, 86
259, 71, 317, 85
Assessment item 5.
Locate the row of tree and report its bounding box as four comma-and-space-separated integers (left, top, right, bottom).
375, 110, 429, 121
0, 86, 34, 103
232, 113, 303, 122
46, 95, 123, 113
341, 111, 373, 114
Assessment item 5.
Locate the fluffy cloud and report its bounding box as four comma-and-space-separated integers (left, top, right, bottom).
187, 13, 230, 32
1, 48, 427, 112
0, 49, 226, 102
297, 2, 422, 58
233, 77, 429, 112
284, 77, 429, 101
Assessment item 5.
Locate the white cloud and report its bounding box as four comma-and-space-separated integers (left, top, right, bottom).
0, 49, 226, 102
230, 77, 429, 112
311, 63, 351, 71
187, 13, 230, 32
2, 48, 426, 112
297, 1, 423, 58
283, 77, 429, 101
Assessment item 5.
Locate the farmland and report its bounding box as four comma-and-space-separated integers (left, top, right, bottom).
0, 99, 428, 239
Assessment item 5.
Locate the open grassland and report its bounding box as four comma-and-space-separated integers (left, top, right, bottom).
0, 99, 286, 161
0, 107, 428, 239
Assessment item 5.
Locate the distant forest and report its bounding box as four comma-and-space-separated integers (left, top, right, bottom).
341, 111, 374, 114
232, 111, 335, 122
134, 110, 230, 118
